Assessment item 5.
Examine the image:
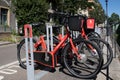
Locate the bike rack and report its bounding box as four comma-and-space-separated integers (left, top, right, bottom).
102, 0, 113, 80
24, 23, 55, 80
24, 24, 35, 80
62, 26, 64, 37
24, 22, 63, 80
46, 22, 65, 52
46, 23, 54, 52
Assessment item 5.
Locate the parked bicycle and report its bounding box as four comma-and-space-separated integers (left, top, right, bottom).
17, 11, 103, 79
72, 15, 113, 69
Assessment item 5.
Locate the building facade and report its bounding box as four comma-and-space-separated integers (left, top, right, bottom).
0, 0, 16, 32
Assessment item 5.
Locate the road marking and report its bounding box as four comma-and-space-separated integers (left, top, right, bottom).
0, 61, 18, 69
0, 60, 50, 79
8, 65, 19, 68
0, 69, 17, 74
0, 76, 4, 80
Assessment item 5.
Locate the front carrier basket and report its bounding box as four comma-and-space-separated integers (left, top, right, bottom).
68, 16, 84, 31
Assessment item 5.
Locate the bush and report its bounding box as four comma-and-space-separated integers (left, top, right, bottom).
12, 0, 49, 36
117, 35, 120, 46
116, 24, 120, 46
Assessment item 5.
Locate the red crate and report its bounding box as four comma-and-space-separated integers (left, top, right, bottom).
86, 18, 95, 29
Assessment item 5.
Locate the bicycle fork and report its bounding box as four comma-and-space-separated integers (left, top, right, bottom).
81, 28, 98, 56
69, 38, 81, 59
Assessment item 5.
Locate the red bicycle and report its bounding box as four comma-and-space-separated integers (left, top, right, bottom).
71, 15, 113, 69
17, 11, 103, 79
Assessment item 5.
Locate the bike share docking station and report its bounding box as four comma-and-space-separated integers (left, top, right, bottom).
24, 22, 64, 80
24, 24, 35, 80
24, 20, 113, 80
24, 9, 113, 80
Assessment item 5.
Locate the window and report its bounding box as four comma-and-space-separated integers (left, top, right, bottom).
0, 8, 8, 25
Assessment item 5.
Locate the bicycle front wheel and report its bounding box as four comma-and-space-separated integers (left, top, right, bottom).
63, 39, 103, 79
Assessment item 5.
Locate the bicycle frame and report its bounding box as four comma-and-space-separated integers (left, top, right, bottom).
33, 26, 80, 68
81, 18, 95, 39
19, 13, 104, 79
78, 19, 96, 52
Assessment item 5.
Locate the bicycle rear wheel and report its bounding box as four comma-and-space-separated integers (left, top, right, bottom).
63, 39, 103, 79
89, 38, 113, 69
17, 36, 59, 69
17, 38, 41, 69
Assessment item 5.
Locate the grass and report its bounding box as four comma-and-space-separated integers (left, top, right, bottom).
0, 35, 21, 43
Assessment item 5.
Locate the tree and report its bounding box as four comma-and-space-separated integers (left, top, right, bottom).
47, 0, 94, 14
108, 13, 120, 25
11, 0, 96, 35
11, 0, 49, 35
89, 1, 105, 26
62, 0, 94, 14
112, 13, 120, 46
116, 24, 120, 46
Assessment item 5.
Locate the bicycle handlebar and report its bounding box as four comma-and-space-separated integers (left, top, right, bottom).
29, 9, 87, 28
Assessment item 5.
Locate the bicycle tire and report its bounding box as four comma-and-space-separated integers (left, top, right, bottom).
87, 32, 101, 39
17, 38, 40, 69
63, 39, 103, 79
89, 38, 113, 69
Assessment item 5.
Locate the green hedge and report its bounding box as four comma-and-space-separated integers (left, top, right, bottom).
116, 24, 120, 46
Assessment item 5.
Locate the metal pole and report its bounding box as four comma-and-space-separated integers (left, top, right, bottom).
105, 0, 108, 36
24, 24, 35, 80
105, 0, 109, 80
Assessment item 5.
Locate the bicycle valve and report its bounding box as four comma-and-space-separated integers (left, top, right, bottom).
45, 53, 49, 62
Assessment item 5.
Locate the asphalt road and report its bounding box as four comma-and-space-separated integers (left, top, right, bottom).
0, 43, 99, 80
0, 44, 17, 66
0, 43, 93, 80
0, 44, 27, 80
0, 44, 50, 80
0, 42, 107, 80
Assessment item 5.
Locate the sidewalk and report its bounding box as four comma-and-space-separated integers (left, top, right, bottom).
0, 41, 13, 46
97, 58, 120, 80
97, 36, 120, 80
